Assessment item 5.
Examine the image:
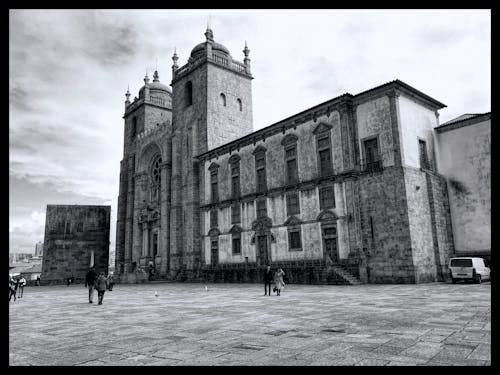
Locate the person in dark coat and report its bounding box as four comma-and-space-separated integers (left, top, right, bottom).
9, 277, 18, 302
263, 265, 273, 296
95, 272, 108, 305
107, 274, 115, 291
85, 267, 98, 303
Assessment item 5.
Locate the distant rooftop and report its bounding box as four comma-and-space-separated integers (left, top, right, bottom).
436, 112, 491, 132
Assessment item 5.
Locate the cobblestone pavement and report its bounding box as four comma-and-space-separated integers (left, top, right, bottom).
9, 282, 490, 366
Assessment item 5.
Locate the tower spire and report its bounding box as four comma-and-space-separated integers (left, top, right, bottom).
172, 47, 179, 77
144, 71, 150, 84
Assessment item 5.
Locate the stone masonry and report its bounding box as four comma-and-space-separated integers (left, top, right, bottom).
41, 205, 110, 285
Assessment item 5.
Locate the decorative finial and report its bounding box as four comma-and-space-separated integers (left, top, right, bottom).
153, 70, 159, 82
125, 86, 131, 101
172, 48, 179, 74
144, 71, 150, 84
205, 16, 214, 42
243, 40, 250, 58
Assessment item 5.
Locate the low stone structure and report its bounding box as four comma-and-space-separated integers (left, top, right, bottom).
41, 205, 110, 285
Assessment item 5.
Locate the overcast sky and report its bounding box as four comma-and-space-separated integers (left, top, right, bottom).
9, 9, 490, 254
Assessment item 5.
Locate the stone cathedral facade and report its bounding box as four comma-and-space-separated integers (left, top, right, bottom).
115, 28, 457, 284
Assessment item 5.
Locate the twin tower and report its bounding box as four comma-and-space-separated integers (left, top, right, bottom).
115, 28, 254, 279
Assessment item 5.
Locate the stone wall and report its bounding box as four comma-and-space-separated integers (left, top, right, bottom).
206, 63, 253, 149
357, 167, 415, 283
356, 95, 395, 167
398, 94, 438, 169
434, 118, 490, 255
42, 205, 110, 284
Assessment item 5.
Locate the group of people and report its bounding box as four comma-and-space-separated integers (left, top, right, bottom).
263, 265, 286, 296
85, 267, 115, 305
9, 275, 26, 302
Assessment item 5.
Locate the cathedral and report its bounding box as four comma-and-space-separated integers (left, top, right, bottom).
114, 27, 489, 284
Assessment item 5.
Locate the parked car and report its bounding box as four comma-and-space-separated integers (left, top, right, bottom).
449, 257, 490, 284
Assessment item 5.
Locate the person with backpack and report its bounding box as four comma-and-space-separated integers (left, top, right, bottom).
95, 272, 108, 305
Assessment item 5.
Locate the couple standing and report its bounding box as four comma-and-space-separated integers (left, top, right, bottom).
85, 267, 113, 305
264, 265, 285, 296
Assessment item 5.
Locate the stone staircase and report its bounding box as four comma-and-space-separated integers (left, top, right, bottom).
328, 264, 363, 285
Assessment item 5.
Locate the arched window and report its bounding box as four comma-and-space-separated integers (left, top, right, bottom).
237, 98, 242, 111
150, 155, 162, 202
220, 93, 226, 107
185, 81, 193, 107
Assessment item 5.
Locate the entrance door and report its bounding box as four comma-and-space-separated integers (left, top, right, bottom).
211, 239, 219, 267
323, 227, 338, 263
257, 235, 268, 266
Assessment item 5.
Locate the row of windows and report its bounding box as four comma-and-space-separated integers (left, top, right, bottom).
210, 130, 337, 203
209, 186, 335, 228
183, 81, 244, 112
220, 93, 243, 111
210, 226, 335, 255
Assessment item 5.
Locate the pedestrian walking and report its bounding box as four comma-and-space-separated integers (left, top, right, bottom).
263, 265, 273, 296
85, 266, 98, 303
9, 277, 18, 302
274, 268, 285, 296
107, 274, 115, 291
95, 272, 108, 305
18, 276, 26, 298
35, 276, 40, 286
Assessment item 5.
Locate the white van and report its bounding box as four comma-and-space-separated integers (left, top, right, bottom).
449, 257, 490, 284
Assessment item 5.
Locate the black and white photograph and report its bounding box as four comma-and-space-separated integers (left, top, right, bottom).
9, 9, 490, 366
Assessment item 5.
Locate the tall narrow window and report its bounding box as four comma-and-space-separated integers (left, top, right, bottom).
210, 209, 218, 228
220, 93, 226, 107
150, 155, 162, 202
257, 199, 267, 218
286, 192, 300, 216
319, 186, 335, 210
419, 139, 430, 170
209, 162, 219, 203
231, 164, 240, 198
317, 135, 333, 176
364, 138, 381, 171
231, 202, 241, 224
254, 147, 267, 193
232, 234, 241, 255
211, 171, 218, 202
237, 98, 242, 111
285, 147, 298, 184
185, 81, 193, 107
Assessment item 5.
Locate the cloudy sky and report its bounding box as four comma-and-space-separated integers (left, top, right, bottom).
9, 9, 490, 254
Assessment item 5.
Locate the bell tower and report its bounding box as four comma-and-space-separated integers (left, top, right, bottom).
169, 27, 254, 277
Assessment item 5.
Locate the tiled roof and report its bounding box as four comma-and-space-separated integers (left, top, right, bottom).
440, 114, 483, 126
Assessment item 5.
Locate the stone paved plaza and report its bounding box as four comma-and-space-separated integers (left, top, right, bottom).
9, 281, 490, 366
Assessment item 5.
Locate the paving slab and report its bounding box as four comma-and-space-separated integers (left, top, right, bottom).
9, 282, 490, 366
